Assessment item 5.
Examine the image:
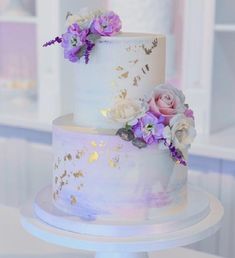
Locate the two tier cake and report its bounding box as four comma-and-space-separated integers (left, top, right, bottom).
38, 9, 197, 229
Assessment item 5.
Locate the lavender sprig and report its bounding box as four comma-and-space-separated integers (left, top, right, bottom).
43, 36, 62, 47
84, 40, 95, 64
160, 138, 187, 166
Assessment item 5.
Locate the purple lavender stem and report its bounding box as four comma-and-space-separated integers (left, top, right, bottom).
160, 138, 187, 166
84, 40, 95, 64
43, 36, 62, 47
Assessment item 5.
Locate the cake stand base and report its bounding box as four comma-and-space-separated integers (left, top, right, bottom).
20, 187, 223, 258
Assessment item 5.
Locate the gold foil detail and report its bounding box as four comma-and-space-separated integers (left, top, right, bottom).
129, 59, 139, 64
64, 154, 72, 161
53, 192, 57, 200
70, 195, 77, 205
109, 156, 120, 168
88, 151, 99, 163
76, 150, 84, 160
119, 89, 127, 99
100, 108, 111, 118
60, 170, 67, 179
77, 183, 84, 191
73, 170, 84, 178
142, 38, 158, 55
133, 76, 141, 86
119, 71, 129, 79
91, 141, 97, 147
116, 66, 124, 71
142, 64, 150, 74
59, 181, 65, 191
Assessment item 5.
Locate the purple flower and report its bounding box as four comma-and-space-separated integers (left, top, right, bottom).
61, 23, 89, 62
91, 11, 122, 36
184, 108, 194, 120
132, 112, 165, 145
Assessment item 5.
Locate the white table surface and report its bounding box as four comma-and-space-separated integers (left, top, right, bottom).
0, 205, 223, 258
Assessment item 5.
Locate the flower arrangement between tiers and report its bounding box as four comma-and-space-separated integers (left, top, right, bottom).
116, 84, 196, 166
43, 9, 122, 64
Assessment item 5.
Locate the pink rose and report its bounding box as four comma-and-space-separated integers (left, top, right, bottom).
149, 84, 186, 125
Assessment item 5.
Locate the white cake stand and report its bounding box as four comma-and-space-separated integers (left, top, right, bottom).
20, 186, 223, 258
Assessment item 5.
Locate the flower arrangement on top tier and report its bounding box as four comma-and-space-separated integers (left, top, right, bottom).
43, 9, 122, 64
116, 84, 196, 166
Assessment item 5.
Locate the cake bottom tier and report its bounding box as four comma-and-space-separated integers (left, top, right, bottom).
52, 114, 188, 223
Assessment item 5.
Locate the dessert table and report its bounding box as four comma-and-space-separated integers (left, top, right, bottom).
0, 204, 223, 258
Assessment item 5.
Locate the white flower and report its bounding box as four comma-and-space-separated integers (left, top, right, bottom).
158, 126, 172, 150
107, 98, 148, 124
170, 114, 196, 149
66, 8, 104, 28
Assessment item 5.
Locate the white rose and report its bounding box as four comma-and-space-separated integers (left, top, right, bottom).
66, 8, 103, 28
170, 114, 196, 149
107, 99, 148, 124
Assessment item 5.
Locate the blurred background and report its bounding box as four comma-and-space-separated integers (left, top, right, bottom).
0, 0, 235, 258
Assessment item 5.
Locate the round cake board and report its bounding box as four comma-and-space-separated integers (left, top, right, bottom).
20, 186, 223, 258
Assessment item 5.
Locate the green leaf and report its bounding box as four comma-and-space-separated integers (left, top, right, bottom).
87, 33, 101, 43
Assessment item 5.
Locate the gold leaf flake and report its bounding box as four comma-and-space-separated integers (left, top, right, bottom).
133, 76, 141, 86
59, 181, 65, 191
129, 59, 139, 64
142, 64, 150, 75
67, 154, 72, 160
76, 150, 84, 160
109, 156, 120, 168
100, 108, 110, 117
142, 38, 158, 55
116, 66, 124, 71
61, 170, 67, 179
53, 192, 57, 200
73, 170, 84, 178
91, 141, 97, 147
77, 183, 84, 191
70, 195, 77, 205
119, 71, 129, 79
88, 151, 99, 163
119, 89, 127, 99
